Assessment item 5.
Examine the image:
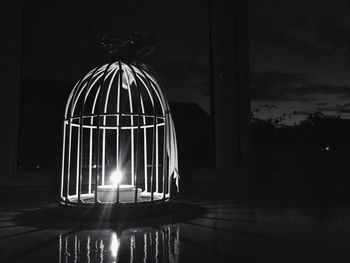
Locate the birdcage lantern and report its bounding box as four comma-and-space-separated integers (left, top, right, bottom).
60, 61, 179, 207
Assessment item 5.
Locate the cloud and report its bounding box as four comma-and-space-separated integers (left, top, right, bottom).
250, 71, 306, 101
328, 102, 350, 114
251, 70, 350, 101
249, 0, 350, 75
291, 110, 314, 116
309, 101, 350, 115
335, 108, 350, 114
249, 0, 350, 122
316, 102, 328, 106
288, 83, 350, 97
337, 102, 350, 107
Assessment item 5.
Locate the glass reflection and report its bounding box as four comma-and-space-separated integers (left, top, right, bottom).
58, 225, 180, 263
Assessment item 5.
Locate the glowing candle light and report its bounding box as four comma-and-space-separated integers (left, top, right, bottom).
97, 169, 142, 203
111, 169, 122, 186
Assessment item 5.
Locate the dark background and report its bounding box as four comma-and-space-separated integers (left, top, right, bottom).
18, 0, 213, 172
12, 0, 350, 180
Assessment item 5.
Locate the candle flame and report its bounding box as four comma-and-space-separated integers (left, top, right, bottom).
111, 169, 123, 186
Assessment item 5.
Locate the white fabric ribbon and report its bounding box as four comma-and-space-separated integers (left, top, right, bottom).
140, 67, 180, 193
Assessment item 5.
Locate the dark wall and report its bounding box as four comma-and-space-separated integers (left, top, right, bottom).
0, 1, 22, 178
210, 0, 251, 172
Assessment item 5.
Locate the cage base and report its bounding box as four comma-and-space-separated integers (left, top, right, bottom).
66, 192, 166, 204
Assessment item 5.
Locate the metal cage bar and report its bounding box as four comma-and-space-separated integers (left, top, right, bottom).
65, 77, 84, 203
94, 63, 114, 203
78, 66, 101, 203
116, 62, 123, 203
127, 63, 142, 203
125, 64, 135, 187
138, 67, 157, 202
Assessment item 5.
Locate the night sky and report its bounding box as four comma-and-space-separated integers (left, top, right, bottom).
249, 0, 350, 125
22, 0, 350, 126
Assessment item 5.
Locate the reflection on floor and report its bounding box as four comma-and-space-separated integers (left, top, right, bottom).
57, 226, 180, 263
1, 179, 350, 262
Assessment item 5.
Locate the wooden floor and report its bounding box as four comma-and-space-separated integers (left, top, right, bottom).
1, 175, 350, 262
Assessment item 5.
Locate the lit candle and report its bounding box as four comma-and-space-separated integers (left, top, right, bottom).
97, 169, 141, 203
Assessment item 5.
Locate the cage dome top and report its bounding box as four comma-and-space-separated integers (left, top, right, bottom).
65, 61, 166, 121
